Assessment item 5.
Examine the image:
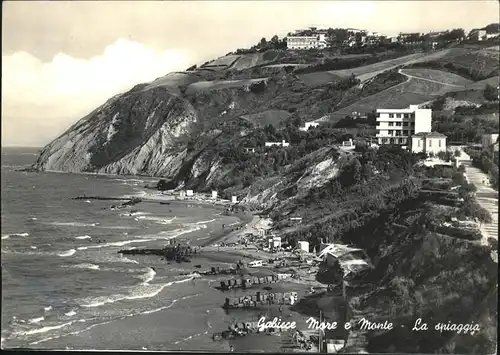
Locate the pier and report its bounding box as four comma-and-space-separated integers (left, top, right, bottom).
223, 291, 298, 309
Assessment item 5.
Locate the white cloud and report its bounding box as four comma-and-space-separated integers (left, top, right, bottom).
1, 39, 190, 146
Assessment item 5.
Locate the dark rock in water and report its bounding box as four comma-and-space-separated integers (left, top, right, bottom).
121, 198, 142, 207
160, 202, 171, 205
118, 245, 196, 263
194, 265, 202, 268
157, 179, 176, 191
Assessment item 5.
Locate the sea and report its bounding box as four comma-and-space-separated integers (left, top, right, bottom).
0, 147, 243, 351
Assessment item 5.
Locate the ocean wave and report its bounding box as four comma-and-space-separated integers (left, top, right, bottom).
75, 235, 92, 240
29, 294, 201, 345
30, 246, 37, 249
57, 249, 76, 257
195, 219, 216, 225
44, 306, 52, 312
2, 232, 29, 239
22, 321, 75, 336
49, 222, 99, 227
81, 276, 195, 308
136, 215, 176, 225
140, 267, 156, 284
28, 317, 44, 324
65, 310, 76, 317
64, 263, 100, 271
120, 256, 139, 264
120, 211, 150, 217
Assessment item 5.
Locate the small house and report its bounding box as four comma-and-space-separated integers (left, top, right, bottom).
297, 241, 309, 253
299, 121, 320, 131
211, 190, 218, 199
340, 138, 356, 151
186, 190, 194, 197
268, 236, 282, 249
290, 217, 302, 223
179, 190, 186, 199
410, 132, 447, 155
231, 196, 238, 203
244, 147, 256, 153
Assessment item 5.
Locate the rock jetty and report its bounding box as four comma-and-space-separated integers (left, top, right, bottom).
223, 291, 298, 309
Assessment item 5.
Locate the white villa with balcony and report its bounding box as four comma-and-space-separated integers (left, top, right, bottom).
376, 105, 432, 145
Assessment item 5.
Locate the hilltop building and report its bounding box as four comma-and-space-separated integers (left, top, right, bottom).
410, 132, 447, 155
287, 33, 328, 50
299, 121, 320, 131
469, 29, 487, 41
265, 140, 290, 147
376, 105, 431, 145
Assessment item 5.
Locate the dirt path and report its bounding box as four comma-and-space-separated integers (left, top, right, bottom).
398, 69, 465, 87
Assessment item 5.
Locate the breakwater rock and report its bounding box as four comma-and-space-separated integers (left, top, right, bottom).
118, 245, 198, 263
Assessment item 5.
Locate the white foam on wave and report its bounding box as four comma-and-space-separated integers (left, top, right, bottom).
57, 249, 76, 257
44, 306, 52, 312
50, 222, 98, 227
66, 263, 100, 271
28, 317, 44, 324
30, 217, 38, 221
30, 246, 37, 249
195, 219, 216, 225
81, 276, 195, 308
120, 256, 139, 264
2, 232, 29, 239
77, 246, 88, 250
140, 267, 156, 284
65, 310, 76, 317
136, 215, 176, 225
30, 294, 201, 345
85, 200, 91, 204
120, 211, 150, 217
22, 321, 75, 336
75, 235, 92, 240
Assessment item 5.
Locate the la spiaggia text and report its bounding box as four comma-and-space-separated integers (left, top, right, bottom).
256, 317, 480, 335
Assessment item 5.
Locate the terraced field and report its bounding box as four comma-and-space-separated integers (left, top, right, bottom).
400, 68, 473, 86
143, 72, 201, 93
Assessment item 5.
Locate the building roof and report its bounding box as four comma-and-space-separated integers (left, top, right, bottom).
412, 132, 447, 138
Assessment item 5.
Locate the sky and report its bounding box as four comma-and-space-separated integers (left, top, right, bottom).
2, 1, 499, 147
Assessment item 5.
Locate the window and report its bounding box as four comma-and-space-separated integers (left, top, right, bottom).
438, 139, 441, 147
411, 122, 415, 126
403, 122, 408, 127
404, 114, 410, 119
418, 140, 420, 147
388, 130, 394, 135
396, 114, 402, 118
396, 122, 402, 126
429, 139, 432, 147
411, 130, 415, 135
396, 131, 401, 136
389, 114, 394, 118
388, 122, 394, 126
403, 130, 409, 135
383, 138, 389, 144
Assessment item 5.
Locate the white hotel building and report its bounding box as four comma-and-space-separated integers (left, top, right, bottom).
286, 33, 328, 50
376, 105, 432, 145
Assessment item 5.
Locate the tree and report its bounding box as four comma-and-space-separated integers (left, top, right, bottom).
259, 37, 268, 48
270, 35, 279, 45
484, 84, 498, 101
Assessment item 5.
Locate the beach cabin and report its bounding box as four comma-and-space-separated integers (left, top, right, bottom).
212, 190, 218, 199
186, 190, 194, 197
297, 241, 309, 253
231, 196, 238, 203
290, 217, 302, 223
179, 190, 186, 199
248, 260, 263, 268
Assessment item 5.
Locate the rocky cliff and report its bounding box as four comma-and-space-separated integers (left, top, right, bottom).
33, 84, 200, 178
